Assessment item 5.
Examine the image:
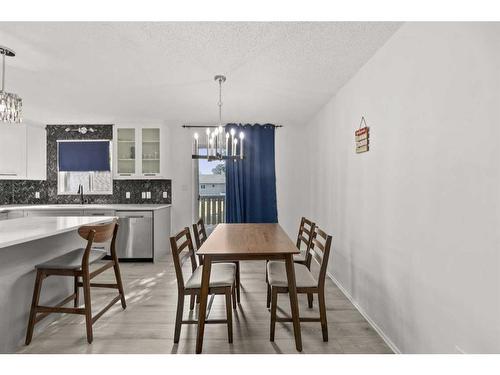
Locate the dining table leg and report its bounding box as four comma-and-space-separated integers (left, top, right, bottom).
284, 254, 302, 352
196, 254, 212, 354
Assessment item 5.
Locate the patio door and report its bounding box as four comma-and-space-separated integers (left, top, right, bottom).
195, 148, 226, 230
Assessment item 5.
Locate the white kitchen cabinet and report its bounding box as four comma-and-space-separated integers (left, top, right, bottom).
113, 124, 169, 179
26, 123, 47, 180
0, 122, 46, 180
0, 125, 27, 179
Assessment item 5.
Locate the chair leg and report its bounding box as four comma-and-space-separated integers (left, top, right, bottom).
232, 283, 237, 309
174, 293, 184, 343
307, 293, 313, 308
189, 293, 195, 310
25, 270, 44, 345
270, 287, 278, 342
82, 272, 93, 344
112, 261, 127, 309
318, 290, 328, 342
225, 287, 233, 343
235, 261, 241, 303
74, 275, 79, 308
266, 282, 271, 308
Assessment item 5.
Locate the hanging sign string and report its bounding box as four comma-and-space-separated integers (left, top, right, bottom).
359, 116, 368, 129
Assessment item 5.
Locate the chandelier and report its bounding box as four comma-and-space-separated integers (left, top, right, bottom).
0, 46, 22, 123
192, 75, 244, 161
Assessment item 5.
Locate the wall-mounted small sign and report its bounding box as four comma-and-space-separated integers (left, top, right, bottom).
355, 117, 369, 153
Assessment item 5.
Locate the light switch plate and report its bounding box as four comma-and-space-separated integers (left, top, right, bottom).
162, 191, 168, 199
141, 192, 146, 199
125, 192, 130, 199
35, 192, 40, 199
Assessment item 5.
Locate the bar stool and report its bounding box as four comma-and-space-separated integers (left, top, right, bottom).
25, 220, 126, 345
192, 218, 241, 304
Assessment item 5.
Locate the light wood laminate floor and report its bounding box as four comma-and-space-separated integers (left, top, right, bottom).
17, 258, 392, 354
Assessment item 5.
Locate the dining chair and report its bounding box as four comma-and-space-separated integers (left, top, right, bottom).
267, 225, 332, 342
266, 217, 316, 308
170, 227, 237, 344
25, 220, 126, 345
192, 218, 241, 304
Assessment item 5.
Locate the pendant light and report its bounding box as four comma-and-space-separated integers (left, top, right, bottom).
0, 46, 22, 123
191, 75, 244, 161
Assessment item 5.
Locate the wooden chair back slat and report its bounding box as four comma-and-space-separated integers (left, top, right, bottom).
170, 227, 198, 292
192, 218, 209, 265
311, 237, 325, 252
309, 225, 333, 289
78, 220, 117, 243
296, 217, 316, 268
78, 220, 118, 269
192, 218, 208, 249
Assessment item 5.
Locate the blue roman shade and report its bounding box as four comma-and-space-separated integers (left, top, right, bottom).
58, 141, 111, 172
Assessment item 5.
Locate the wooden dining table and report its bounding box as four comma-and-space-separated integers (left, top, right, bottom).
196, 223, 302, 354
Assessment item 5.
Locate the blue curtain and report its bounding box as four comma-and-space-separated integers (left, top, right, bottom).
225, 124, 278, 223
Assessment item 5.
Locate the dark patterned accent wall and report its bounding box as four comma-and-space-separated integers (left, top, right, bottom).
0, 124, 171, 205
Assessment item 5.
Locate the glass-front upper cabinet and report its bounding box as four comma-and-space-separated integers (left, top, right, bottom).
142, 128, 160, 176
114, 125, 168, 179
116, 128, 136, 176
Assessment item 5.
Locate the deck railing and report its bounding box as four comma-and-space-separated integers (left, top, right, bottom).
199, 195, 225, 225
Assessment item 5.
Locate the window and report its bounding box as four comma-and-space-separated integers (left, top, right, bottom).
57, 140, 113, 195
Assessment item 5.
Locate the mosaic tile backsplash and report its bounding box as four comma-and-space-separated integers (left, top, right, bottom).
0, 124, 171, 205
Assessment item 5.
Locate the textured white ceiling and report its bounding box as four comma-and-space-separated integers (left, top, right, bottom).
0, 22, 401, 126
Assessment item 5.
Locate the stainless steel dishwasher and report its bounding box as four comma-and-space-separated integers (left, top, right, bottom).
115, 211, 153, 261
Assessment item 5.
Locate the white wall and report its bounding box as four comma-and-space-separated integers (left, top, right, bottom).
276, 125, 312, 237
305, 23, 500, 353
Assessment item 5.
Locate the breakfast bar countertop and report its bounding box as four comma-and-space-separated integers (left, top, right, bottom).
0, 216, 116, 248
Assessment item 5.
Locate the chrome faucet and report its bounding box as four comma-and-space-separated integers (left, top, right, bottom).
77, 184, 85, 205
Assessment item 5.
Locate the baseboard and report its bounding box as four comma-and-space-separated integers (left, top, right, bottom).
327, 271, 402, 354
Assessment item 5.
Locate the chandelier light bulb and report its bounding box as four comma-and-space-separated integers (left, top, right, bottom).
194, 132, 199, 140
225, 132, 229, 139
239, 132, 244, 139
206, 128, 210, 135
230, 128, 236, 136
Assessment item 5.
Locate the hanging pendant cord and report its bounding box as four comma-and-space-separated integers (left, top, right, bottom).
218, 77, 222, 126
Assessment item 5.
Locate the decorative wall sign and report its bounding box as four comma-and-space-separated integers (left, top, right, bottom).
355, 117, 370, 153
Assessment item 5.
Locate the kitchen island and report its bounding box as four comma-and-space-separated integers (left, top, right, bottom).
0, 204, 171, 262
0, 216, 116, 353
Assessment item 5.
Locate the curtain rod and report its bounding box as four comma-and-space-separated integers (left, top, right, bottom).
182, 124, 283, 128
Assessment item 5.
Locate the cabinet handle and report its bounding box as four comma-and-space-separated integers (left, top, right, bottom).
119, 173, 132, 176
0, 173, 17, 176
143, 173, 156, 176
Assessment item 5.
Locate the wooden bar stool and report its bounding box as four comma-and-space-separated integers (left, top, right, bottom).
192, 218, 241, 304
266, 217, 316, 308
170, 227, 236, 344
267, 226, 332, 342
25, 220, 126, 345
